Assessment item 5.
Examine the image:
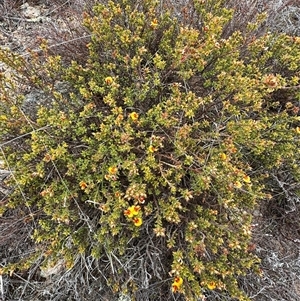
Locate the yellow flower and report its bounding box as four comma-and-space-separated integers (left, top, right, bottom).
243, 175, 251, 184
234, 181, 242, 189
129, 112, 139, 121
148, 145, 157, 153
173, 276, 183, 286
219, 152, 227, 161
172, 276, 183, 292
124, 208, 134, 218
79, 181, 88, 190
150, 18, 158, 29
296, 127, 300, 134
104, 76, 113, 85
124, 205, 141, 218
207, 281, 216, 290
172, 283, 180, 293
108, 166, 118, 174
133, 217, 143, 227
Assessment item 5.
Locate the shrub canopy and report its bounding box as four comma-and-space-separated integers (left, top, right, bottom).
1, 0, 300, 300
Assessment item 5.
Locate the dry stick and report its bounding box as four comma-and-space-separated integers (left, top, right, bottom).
45, 0, 72, 17
0, 34, 92, 72
0, 125, 50, 147
0, 274, 3, 301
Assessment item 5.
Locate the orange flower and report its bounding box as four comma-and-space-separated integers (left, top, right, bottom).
243, 175, 251, 184
124, 208, 134, 218
234, 181, 242, 189
124, 205, 141, 218
129, 112, 139, 121
229, 146, 237, 153
150, 18, 158, 29
207, 281, 216, 290
172, 284, 180, 293
148, 145, 157, 153
173, 276, 183, 286
108, 166, 118, 174
104, 76, 113, 85
133, 217, 143, 227
99, 203, 109, 212
219, 153, 227, 161
172, 276, 183, 292
115, 191, 121, 198
79, 181, 88, 190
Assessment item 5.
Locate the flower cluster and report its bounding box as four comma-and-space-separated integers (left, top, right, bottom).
147, 135, 164, 154
123, 184, 147, 227
124, 205, 141, 218
233, 173, 252, 189
125, 184, 147, 204
124, 205, 143, 227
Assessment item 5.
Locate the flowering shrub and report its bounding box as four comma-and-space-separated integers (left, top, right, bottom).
0, 0, 300, 300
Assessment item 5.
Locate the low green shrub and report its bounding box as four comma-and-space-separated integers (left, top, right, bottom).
0, 0, 300, 300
